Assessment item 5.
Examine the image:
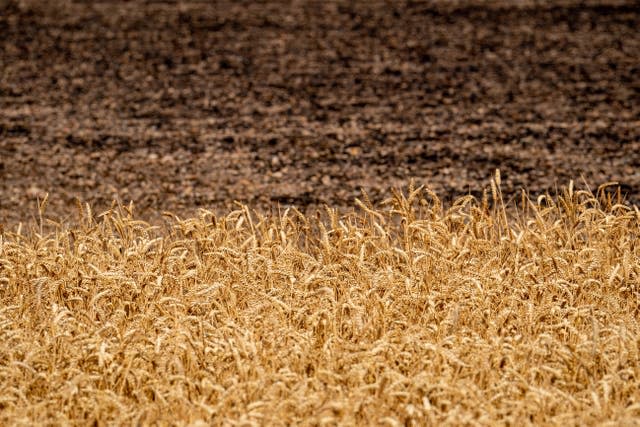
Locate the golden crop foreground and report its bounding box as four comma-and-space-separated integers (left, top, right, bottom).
0, 180, 639, 425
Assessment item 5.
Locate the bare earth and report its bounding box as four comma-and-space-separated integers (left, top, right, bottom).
1, 0, 639, 225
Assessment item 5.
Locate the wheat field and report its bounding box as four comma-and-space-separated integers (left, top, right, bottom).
1, 176, 639, 425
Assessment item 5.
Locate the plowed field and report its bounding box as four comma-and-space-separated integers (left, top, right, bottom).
1, 0, 638, 221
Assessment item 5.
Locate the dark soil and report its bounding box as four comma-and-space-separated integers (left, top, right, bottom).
1, 0, 639, 225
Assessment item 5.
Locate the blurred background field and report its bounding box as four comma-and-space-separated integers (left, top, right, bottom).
0, 0, 639, 226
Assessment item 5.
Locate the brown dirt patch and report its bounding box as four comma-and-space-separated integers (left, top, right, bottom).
1, 0, 639, 224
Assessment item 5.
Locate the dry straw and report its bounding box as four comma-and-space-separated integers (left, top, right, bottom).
0, 178, 639, 425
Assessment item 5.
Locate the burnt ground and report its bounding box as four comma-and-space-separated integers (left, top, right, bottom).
0, 0, 639, 225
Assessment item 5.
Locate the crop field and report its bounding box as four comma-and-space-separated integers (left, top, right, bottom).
1, 177, 639, 425
1, 0, 640, 425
